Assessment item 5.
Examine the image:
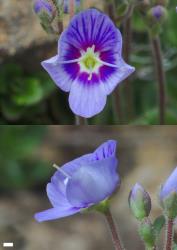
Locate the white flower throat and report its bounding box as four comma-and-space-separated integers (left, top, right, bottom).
59, 45, 118, 81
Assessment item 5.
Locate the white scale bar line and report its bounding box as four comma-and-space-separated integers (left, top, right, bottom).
3, 243, 14, 247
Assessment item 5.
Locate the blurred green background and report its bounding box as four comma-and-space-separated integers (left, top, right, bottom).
0, 125, 177, 250
0, 0, 177, 124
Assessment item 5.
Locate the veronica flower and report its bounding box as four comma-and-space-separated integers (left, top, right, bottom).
42, 8, 135, 118
35, 140, 120, 222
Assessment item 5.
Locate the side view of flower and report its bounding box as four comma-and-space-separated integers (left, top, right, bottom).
35, 140, 120, 222
42, 8, 135, 118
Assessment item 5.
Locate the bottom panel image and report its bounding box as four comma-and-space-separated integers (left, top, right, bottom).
0, 125, 177, 250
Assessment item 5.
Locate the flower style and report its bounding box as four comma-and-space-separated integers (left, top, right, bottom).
42, 8, 135, 118
35, 140, 120, 222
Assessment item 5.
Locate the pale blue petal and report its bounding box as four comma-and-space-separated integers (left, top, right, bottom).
41, 55, 73, 92
66, 157, 119, 207
34, 207, 81, 222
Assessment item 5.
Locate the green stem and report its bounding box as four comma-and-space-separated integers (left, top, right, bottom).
165, 219, 174, 250
150, 35, 166, 125
75, 116, 88, 125
104, 209, 124, 250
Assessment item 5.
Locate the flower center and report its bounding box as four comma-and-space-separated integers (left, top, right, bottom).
79, 46, 101, 80
59, 44, 118, 81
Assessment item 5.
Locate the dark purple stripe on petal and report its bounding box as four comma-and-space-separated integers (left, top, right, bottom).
78, 72, 100, 86
63, 63, 80, 81
99, 65, 117, 82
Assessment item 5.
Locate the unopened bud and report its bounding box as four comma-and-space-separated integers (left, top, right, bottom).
159, 167, 177, 219
148, 5, 167, 23
129, 183, 151, 221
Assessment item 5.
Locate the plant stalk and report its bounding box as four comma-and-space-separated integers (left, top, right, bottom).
75, 115, 88, 125
165, 219, 174, 250
104, 209, 124, 250
150, 35, 166, 125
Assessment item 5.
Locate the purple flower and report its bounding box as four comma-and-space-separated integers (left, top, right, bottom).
42, 9, 135, 118
160, 167, 177, 201
35, 140, 120, 222
33, 0, 53, 15
128, 183, 151, 220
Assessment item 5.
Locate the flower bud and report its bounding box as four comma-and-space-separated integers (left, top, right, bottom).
33, 0, 54, 18
129, 183, 151, 221
148, 5, 167, 23
159, 167, 177, 219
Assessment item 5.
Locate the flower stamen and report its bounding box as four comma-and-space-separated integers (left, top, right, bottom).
53, 163, 71, 178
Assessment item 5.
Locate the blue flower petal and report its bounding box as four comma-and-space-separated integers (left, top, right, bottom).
34, 207, 81, 222
66, 157, 119, 207
160, 166, 177, 200
41, 56, 73, 92
92, 140, 117, 161
47, 183, 71, 208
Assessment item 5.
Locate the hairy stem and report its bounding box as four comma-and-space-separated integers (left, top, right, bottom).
165, 219, 174, 250
150, 35, 166, 125
104, 209, 124, 250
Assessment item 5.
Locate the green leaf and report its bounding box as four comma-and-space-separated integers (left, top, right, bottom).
12, 78, 43, 106
153, 215, 165, 237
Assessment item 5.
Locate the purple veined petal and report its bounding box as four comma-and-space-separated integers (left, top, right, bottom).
69, 77, 107, 118
59, 8, 122, 60
41, 55, 76, 92
92, 140, 117, 161
34, 207, 81, 222
66, 157, 119, 207
101, 59, 135, 95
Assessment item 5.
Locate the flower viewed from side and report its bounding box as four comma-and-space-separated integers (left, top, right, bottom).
35, 140, 120, 222
159, 167, 177, 219
42, 8, 135, 118
128, 183, 151, 220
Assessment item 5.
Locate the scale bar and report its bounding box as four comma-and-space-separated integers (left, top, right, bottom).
3, 243, 14, 247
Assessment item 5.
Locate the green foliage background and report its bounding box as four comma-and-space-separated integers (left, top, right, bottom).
0, 126, 52, 189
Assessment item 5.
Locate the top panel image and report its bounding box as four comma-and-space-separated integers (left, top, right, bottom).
0, 0, 177, 125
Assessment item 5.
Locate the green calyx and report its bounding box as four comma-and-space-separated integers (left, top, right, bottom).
82, 199, 110, 214
161, 192, 177, 219
129, 190, 151, 221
